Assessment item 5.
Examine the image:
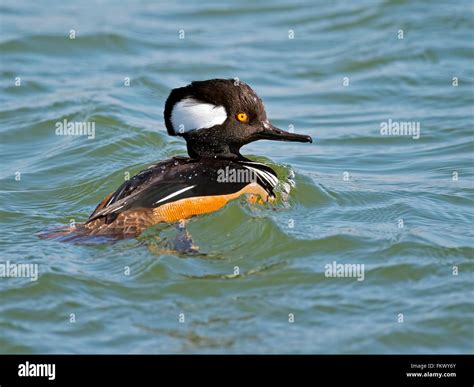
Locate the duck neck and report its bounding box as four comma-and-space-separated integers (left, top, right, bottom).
183, 132, 246, 160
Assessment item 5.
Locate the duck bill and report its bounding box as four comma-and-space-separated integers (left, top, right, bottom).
257, 123, 312, 143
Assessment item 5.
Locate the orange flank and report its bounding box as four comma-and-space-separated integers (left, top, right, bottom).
153, 182, 270, 222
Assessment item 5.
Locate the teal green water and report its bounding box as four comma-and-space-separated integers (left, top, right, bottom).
0, 0, 473, 353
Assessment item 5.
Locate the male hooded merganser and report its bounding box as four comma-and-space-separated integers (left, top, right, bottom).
43, 79, 312, 240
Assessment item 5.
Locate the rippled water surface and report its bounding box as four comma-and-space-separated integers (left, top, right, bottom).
0, 0, 473, 353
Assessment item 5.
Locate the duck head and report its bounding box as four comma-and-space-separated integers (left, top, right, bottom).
164, 78, 312, 159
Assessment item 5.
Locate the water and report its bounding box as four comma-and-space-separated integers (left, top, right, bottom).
0, 0, 473, 353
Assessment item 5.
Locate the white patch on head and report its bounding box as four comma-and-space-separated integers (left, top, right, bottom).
263, 120, 270, 129
171, 97, 227, 134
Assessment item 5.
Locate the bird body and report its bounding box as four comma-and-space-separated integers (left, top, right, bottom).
41, 79, 312, 240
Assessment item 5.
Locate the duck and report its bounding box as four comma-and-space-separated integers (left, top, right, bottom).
42, 79, 312, 240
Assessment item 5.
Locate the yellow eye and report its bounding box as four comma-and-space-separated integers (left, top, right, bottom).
236, 112, 249, 123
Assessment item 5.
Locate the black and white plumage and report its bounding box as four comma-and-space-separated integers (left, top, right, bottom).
41, 79, 312, 240
86, 157, 279, 226
164, 79, 312, 159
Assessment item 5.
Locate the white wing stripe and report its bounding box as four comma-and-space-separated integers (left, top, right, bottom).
109, 204, 124, 213
242, 162, 279, 185
153, 185, 196, 205
244, 166, 278, 187
247, 167, 271, 185
256, 168, 278, 186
